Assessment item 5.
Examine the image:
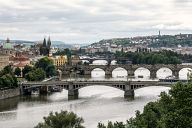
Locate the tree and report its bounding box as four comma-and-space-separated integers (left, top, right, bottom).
35, 57, 53, 71
98, 121, 126, 128
35, 57, 56, 77
14, 67, 21, 76
25, 68, 46, 81
22, 65, 33, 77
98, 82, 192, 128
34, 111, 84, 128
45, 64, 56, 77
3, 65, 13, 75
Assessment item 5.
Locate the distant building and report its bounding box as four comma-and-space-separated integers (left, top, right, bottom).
71, 55, 81, 66
0, 38, 15, 55
10, 52, 30, 71
50, 55, 68, 66
0, 55, 9, 70
39, 37, 51, 56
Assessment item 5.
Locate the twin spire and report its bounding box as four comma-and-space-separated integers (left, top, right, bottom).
43, 36, 51, 47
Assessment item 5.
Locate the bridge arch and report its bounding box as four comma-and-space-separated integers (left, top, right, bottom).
111, 60, 117, 65
112, 67, 128, 78
73, 84, 125, 91
134, 67, 150, 79
91, 68, 105, 78
179, 68, 192, 79
156, 67, 173, 79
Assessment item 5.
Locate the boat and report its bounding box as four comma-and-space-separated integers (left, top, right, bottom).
31, 89, 39, 95
51, 86, 62, 92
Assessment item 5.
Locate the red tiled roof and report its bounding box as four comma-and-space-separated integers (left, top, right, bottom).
13, 62, 27, 67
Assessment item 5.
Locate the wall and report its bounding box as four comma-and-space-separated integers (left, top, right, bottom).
0, 88, 20, 100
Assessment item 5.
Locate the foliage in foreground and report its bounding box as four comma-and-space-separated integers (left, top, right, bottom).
97, 82, 192, 128
34, 110, 84, 128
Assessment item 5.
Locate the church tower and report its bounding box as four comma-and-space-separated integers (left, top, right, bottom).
47, 36, 51, 48
43, 38, 46, 47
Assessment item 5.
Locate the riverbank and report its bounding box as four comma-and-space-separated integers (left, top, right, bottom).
0, 88, 20, 100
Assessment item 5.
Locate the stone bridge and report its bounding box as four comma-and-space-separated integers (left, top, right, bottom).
20, 80, 176, 100
57, 64, 192, 79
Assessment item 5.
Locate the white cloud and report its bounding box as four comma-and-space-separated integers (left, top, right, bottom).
0, 0, 191, 43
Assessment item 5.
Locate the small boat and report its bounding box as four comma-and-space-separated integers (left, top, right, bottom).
51, 86, 62, 92
31, 89, 39, 95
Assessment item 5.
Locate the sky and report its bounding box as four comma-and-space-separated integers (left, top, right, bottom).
0, 0, 191, 44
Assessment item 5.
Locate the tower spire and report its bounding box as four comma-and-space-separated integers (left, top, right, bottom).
43, 37, 46, 47
6, 37, 10, 43
47, 36, 51, 48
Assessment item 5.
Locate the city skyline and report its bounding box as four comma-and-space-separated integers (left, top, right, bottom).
0, 0, 192, 44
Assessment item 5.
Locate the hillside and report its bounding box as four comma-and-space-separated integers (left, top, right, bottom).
88, 34, 192, 48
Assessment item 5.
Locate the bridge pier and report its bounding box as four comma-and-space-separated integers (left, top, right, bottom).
173, 70, 179, 79
68, 89, 79, 100
124, 90, 134, 100
150, 70, 157, 79
40, 86, 49, 94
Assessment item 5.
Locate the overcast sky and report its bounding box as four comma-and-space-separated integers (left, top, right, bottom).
0, 0, 191, 44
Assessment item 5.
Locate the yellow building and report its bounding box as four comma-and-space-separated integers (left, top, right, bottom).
51, 55, 68, 66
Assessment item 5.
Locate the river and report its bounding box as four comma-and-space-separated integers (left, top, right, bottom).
0, 62, 191, 128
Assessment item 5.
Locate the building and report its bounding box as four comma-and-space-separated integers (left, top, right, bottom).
9, 52, 30, 72
39, 37, 51, 56
71, 55, 81, 66
0, 55, 9, 70
0, 38, 15, 55
50, 55, 68, 66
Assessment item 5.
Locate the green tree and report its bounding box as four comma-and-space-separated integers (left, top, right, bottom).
14, 67, 21, 76
22, 65, 33, 77
35, 57, 53, 71
35, 57, 56, 77
45, 64, 56, 77
98, 82, 192, 128
25, 68, 46, 81
3, 65, 13, 75
34, 111, 84, 128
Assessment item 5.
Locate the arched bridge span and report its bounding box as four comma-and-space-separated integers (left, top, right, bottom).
21, 80, 175, 100
58, 64, 192, 79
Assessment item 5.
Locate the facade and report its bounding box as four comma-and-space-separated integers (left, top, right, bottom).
10, 52, 30, 71
50, 55, 68, 66
71, 55, 81, 65
0, 55, 9, 70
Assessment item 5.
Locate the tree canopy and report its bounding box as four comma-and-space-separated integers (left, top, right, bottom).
35, 57, 56, 77
25, 68, 46, 81
0, 65, 18, 89
115, 50, 182, 64
97, 82, 192, 128
34, 111, 84, 128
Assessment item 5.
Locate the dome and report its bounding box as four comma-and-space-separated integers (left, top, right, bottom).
3, 42, 13, 49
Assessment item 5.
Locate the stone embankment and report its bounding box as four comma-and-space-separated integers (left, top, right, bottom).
0, 88, 20, 100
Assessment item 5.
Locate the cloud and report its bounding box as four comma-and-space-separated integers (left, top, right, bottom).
0, 0, 191, 43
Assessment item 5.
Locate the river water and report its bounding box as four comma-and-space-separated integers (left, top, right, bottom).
0, 62, 191, 128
